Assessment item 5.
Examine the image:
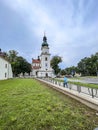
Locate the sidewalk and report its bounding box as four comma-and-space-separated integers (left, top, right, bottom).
37, 78, 98, 111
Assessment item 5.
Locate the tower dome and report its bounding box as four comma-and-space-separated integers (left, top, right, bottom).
42, 34, 48, 47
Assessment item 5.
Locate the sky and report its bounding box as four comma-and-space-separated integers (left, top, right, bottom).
0, 0, 98, 69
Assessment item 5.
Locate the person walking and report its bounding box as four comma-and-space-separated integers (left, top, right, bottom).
64, 76, 68, 88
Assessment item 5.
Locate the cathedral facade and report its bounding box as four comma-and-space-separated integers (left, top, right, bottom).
32, 35, 55, 78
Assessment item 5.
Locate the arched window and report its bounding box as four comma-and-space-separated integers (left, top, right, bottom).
5, 73, 7, 77
5, 64, 7, 68
45, 63, 48, 67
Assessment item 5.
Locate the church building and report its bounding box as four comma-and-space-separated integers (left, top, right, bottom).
32, 35, 55, 78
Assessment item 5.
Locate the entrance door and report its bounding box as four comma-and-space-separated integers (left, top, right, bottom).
46, 73, 48, 77
36, 71, 38, 77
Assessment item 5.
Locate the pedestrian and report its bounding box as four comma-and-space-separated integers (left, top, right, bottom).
64, 76, 68, 88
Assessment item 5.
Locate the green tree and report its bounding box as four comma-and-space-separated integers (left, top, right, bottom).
90, 53, 98, 75
77, 52, 98, 76
60, 69, 67, 76
7, 50, 18, 62
77, 57, 87, 76
15, 56, 32, 76
7, 50, 32, 76
64, 66, 78, 76
51, 56, 62, 75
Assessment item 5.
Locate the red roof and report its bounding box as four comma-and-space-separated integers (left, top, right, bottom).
32, 59, 41, 63
32, 66, 40, 69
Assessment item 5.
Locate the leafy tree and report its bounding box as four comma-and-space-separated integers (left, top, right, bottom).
51, 56, 62, 75
7, 50, 32, 76
77, 57, 87, 76
60, 52, 98, 77
7, 50, 18, 62
77, 52, 98, 76
64, 66, 78, 76
90, 53, 98, 75
60, 69, 67, 75
15, 56, 32, 76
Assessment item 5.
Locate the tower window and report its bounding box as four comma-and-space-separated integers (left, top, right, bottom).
45, 63, 48, 67
5, 73, 7, 77
45, 57, 47, 61
5, 64, 7, 68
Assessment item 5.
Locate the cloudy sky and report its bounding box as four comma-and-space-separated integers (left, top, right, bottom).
0, 0, 98, 68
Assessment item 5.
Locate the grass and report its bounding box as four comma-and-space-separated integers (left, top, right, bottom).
0, 78, 98, 130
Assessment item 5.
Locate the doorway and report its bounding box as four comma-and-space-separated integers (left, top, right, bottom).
46, 73, 48, 77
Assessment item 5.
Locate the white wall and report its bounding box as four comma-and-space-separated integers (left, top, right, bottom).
32, 69, 36, 76
41, 54, 51, 70
0, 57, 13, 80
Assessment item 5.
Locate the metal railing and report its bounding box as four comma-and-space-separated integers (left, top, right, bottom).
40, 78, 98, 98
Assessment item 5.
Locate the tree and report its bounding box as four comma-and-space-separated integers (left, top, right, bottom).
60, 52, 98, 77
77, 57, 87, 76
77, 52, 98, 76
64, 66, 78, 76
7, 50, 18, 62
51, 56, 62, 75
60, 69, 67, 75
6, 50, 32, 76
15, 56, 32, 76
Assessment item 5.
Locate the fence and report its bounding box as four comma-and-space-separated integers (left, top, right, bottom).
40, 78, 98, 98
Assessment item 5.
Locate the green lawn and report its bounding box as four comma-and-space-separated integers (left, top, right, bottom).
0, 78, 98, 130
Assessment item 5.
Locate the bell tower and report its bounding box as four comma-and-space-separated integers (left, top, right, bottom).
32, 33, 55, 78
40, 34, 51, 72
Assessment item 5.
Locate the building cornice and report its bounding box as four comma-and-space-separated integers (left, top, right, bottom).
41, 53, 50, 56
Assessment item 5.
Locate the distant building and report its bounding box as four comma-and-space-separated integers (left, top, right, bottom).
0, 50, 13, 80
32, 35, 55, 78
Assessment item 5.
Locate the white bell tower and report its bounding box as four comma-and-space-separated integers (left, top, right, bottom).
37, 34, 54, 77
41, 34, 51, 71
32, 34, 55, 78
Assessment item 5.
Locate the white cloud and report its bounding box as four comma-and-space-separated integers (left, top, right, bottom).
1, 0, 98, 68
